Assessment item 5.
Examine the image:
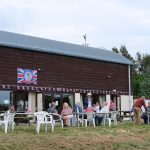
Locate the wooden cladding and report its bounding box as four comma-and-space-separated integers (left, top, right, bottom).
0, 46, 129, 92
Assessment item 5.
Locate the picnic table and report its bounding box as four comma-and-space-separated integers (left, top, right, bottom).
118, 111, 133, 121
14, 112, 34, 125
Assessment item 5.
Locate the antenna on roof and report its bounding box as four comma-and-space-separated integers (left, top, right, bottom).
83, 34, 86, 46
83, 34, 88, 46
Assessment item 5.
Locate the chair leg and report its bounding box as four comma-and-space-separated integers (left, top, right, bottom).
108, 119, 111, 127
52, 120, 55, 127
61, 119, 64, 128
36, 123, 40, 133
4, 123, 8, 133
45, 124, 48, 132
12, 123, 15, 132
93, 119, 95, 127
36, 124, 37, 132
82, 118, 84, 127
51, 124, 54, 133
2, 123, 4, 130
85, 120, 87, 127
103, 118, 106, 126
80, 119, 84, 127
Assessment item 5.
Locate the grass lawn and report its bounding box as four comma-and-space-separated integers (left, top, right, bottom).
0, 122, 150, 150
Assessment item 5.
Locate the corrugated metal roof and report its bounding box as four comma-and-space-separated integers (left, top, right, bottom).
0, 30, 133, 65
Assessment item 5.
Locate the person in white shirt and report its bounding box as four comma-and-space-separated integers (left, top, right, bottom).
98, 102, 109, 113
95, 102, 109, 125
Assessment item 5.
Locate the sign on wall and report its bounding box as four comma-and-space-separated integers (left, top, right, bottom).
17, 68, 37, 84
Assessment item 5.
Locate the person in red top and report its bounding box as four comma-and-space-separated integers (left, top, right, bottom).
134, 96, 147, 124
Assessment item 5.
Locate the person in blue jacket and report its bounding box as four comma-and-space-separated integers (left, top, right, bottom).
75, 102, 83, 113
84, 93, 93, 111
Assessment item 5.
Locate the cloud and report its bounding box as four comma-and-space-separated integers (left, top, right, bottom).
0, 0, 150, 57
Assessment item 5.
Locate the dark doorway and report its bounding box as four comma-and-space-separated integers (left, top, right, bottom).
43, 93, 53, 111
13, 91, 28, 112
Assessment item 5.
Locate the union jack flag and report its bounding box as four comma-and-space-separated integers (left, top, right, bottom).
17, 68, 37, 84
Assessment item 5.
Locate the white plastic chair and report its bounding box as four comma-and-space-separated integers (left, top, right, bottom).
75, 113, 84, 127
84, 112, 95, 127
34, 111, 54, 133
70, 114, 82, 127
102, 113, 111, 127
110, 111, 118, 125
0, 113, 15, 133
49, 113, 63, 128
65, 115, 74, 126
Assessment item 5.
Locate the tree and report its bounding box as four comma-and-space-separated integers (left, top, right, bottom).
112, 47, 119, 53
132, 73, 144, 98
112, 45, 150, 98
142, 54, 150, 74
119, 45, 134, 62
140, 75, 150, 98
112, 45, 134, 62
133, 54, 150, 98
135, 52, 143, 74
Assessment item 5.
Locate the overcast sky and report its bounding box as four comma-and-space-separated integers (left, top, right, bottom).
0, 0, 150, 57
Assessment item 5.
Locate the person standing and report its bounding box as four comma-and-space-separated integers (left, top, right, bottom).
83, 93, 93, 112
134, 96, 147, 124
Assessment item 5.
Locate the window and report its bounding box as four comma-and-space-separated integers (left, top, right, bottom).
0, 90, 13, 111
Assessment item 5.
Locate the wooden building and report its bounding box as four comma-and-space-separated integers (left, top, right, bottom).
0, 30, 133, 112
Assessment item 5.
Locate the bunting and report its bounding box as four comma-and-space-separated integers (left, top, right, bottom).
0, 84, 129, 95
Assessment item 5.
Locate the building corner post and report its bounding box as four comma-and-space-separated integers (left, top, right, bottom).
128, 65, 131, 110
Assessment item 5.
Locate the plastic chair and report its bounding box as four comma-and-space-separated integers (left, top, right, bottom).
75, 113, 84, 127
110, 111, 118, 125
84, 112, 95, 127
49, 113, 64, 128
34, 111, 54, 133
102, 113, 111, 127
65, 115, 74, 126
0, 112, 15, 133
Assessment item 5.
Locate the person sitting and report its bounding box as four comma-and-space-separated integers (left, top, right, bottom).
75, 102, 83, 113
142, 101, 150, 124
95, 101, 109, 126
47, 103, 51, 113
48, 102, 58, 114
109, 100, 116, 111
74, 102, 84, 125
47, 102, 60, 121
61, 102, 73, 126
93, 102, 101, 112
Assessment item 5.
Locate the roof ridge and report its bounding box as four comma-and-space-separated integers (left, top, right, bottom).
0, 30, 133, 65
